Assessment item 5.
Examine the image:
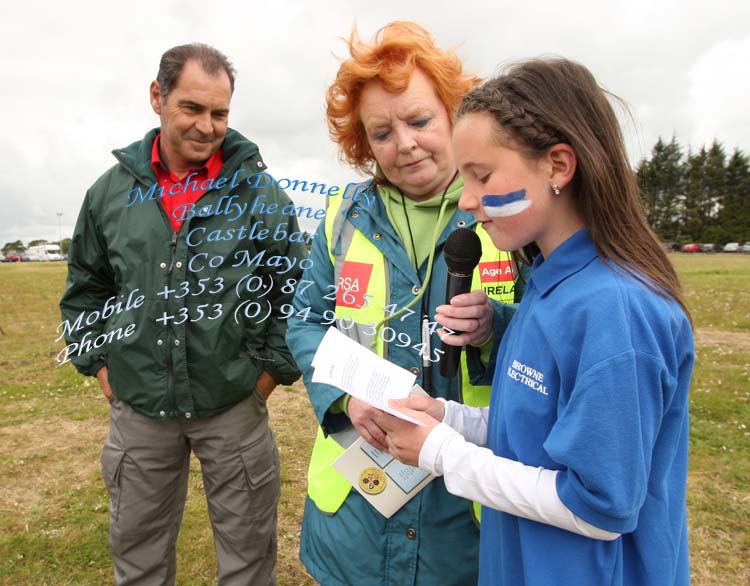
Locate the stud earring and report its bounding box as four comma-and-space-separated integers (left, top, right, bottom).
552, 184, 560, 196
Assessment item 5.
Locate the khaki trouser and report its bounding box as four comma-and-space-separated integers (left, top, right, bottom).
101, 392, 279, 586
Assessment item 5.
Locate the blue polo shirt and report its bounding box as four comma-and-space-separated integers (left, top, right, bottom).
480, 229, 694, 586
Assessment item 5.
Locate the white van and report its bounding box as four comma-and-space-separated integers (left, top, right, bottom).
26, 243, 64, 261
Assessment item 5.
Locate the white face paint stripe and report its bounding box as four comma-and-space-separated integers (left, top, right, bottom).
481, 189, 531, 217
484, 200, 532, 217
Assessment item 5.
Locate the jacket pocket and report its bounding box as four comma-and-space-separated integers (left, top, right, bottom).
101, 442, 126, 522
239, 428, 280, 518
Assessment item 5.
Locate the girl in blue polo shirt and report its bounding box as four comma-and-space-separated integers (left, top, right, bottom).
382, 58, 694, 586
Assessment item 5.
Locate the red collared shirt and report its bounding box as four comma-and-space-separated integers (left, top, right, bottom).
151, 134, 224, 232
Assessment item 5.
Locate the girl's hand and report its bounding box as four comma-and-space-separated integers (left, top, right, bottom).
380, 400, 442, 466
435, 290, 493, 347
389, 395, 445, 422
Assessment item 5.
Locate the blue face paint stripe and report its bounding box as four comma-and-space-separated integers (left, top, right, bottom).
482, 189, 527, 207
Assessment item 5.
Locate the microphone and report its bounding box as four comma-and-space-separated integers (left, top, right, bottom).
440, 228, 482, 378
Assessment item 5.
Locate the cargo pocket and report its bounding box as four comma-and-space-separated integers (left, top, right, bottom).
239, 429, 280, 519
101, 442, 126, 522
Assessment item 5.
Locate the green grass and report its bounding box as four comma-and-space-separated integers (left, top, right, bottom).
672, 253, 750, 332
1, 257, 749, 585
0, 262, 316, 586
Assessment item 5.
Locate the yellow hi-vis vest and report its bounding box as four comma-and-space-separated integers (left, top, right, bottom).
307, 196, 516, 515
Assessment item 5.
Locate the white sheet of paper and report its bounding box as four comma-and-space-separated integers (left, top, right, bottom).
311, 327, 424, 425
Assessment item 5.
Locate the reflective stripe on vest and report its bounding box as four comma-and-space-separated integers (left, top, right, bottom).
307, 194, 516, 514
326, 206, 389, 356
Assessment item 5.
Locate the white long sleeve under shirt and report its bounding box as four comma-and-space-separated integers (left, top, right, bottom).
418, 400, 620, 541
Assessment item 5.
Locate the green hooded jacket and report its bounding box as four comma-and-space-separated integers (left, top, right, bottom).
59, 128, 307, 420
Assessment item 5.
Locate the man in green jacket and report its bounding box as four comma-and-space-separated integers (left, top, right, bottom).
59, 43, 307, 586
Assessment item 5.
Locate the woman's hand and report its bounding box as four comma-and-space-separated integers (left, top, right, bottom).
435, 289, 493, 347
348, 397, 390, 452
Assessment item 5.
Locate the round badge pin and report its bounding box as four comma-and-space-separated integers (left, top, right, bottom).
358, 467, 387, 495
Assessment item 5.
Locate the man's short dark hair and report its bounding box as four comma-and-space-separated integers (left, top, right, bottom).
156, 43, 236, 99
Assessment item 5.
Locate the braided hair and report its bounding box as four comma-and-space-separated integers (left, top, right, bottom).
456, 58, 690, 322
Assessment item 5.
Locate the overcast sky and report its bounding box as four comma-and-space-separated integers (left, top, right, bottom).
1, 0, 748, 245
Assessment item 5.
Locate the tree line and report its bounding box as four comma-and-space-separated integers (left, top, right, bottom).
637, 138, 750, 244
3, 140, 749, 255
2, 239, 71, 256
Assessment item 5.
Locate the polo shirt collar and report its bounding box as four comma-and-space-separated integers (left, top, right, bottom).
150, 134, 223, 179
529, 228, 598, 297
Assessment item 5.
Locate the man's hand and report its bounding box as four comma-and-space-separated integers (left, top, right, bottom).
256, 371, 277, 400
348, 397, 390, 452
96, 366, 113, 400
435, 289, 494, 347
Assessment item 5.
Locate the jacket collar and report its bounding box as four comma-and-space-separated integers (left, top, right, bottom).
529, 228, 599, 297
350, 181, 478, 250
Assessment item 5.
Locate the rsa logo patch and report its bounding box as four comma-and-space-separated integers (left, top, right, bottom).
479, 260, 514, 283
337, 261, 374, 308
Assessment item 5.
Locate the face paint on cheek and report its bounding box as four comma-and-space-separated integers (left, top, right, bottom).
482, 189, 532, 217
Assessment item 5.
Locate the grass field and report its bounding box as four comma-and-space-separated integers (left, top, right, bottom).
1, 255, 748, 585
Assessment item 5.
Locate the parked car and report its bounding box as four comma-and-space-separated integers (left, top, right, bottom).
724, 242, 740, 252
681, 243, 701, 253
4, 252, 22, 262
662, 242, 680, 251
20, 253, 41, 261
700, 243, 723, 252
740, 242, 750, 253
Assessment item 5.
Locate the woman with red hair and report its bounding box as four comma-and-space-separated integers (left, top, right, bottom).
286, 22, 525, 585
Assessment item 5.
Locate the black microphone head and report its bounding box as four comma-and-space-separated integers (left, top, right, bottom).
444, 228, 482, 274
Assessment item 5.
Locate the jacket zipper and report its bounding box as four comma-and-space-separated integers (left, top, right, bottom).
166, 231, 178, 415
168, 231, 178, 271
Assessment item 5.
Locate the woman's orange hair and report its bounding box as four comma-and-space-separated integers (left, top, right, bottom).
326, 21, 481, 176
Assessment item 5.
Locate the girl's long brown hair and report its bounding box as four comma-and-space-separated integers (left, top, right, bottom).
456, 58, 691, 321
